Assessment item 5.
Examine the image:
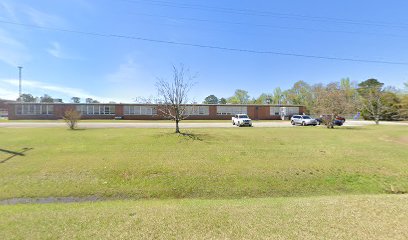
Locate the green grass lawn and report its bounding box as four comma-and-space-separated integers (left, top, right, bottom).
1, 195, 407, 239
0, 126, 407, 200
1, 125, 407, 239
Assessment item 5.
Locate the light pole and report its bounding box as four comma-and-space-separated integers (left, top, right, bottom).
18, 66, 23, 102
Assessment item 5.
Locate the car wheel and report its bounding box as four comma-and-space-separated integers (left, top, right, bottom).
302, 122, 306, 126
232, 121, 235, 125
291, 121, 295, 125
237, 121, 241, 127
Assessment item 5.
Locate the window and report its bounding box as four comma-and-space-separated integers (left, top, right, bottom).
124, 105, 157, 115
281, 107, 300, 116
217, 106, 247, 115
76, 105, 115, 115
270, 107, 280, 116
287, 107, 299, 115
15, 104, 53, 115
184, 106, 209, 115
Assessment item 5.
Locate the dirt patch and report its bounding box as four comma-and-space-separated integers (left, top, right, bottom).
398, 136, 408, 144
379, 136, 408, 145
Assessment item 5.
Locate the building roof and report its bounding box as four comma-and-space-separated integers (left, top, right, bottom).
5, 102, 304, 107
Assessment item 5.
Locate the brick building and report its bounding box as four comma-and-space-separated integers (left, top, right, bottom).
6, 103, 306, 120
0, 99, 14, 117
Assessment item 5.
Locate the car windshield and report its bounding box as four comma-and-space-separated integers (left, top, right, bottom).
239, 115, 249, 118
302, 116, 311, 119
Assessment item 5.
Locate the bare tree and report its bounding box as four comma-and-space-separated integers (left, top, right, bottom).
156, 65, 195, 133
314, 82, 357, 116
312, 82, 359, 128
134, 95, 160, 104
63, 109, 81, 130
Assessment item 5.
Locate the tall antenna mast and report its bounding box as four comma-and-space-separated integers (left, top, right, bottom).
18, 66, 23, 101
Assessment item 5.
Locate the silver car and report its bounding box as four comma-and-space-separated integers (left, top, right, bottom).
291, 115, 317, 126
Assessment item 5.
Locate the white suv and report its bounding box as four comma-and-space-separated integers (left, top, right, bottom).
291, 115, 317, 126
232, 114, 252, 127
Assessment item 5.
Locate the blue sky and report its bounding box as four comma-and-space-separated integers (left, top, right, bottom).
0, 0, 408, 103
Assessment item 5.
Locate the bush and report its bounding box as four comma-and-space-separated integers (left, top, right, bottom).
63, 109, 81, 130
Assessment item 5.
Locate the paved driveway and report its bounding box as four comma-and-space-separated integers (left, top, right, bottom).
0, 120, 407, 129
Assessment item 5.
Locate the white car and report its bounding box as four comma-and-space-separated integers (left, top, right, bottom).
290, 115, 317, 126
232, 114, 252, 127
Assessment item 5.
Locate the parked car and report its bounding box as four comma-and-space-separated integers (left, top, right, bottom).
232, 114, 252, 127
315, 115, 346, 127
291, 115, 317, 126
333, 116, 345, 126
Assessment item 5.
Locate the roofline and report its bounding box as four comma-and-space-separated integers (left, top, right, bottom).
6, 102, 304, 107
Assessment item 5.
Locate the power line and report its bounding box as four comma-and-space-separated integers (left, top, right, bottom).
123, 12, 408, 39
1, 19, 407, 65
118, 0, 408, 29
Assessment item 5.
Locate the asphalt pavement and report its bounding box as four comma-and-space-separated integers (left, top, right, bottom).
0, 120, 407, 129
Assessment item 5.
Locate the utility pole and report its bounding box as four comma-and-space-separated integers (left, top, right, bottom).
18, 66, 23, 102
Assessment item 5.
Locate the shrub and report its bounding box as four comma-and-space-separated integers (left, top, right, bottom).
63, 109, 81, 130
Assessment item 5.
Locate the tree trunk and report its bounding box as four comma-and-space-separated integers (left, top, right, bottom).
374, 116, 380, 125
175, 119, 180, 133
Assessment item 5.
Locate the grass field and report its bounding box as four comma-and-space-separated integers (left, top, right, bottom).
1, 125, 407, 239
1, 195, 407, 239
1, 126, 407, 199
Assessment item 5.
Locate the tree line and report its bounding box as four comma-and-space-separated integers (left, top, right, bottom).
17, 94, 100, 104
14, 76, 408, 124
203, 79, 408, 123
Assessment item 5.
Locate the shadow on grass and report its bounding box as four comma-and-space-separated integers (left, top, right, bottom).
178, 132, 205, 141
342, 127, 366, 130
0, 147, 33, 164
325, 126, 368, 131
156, 130, 209, 141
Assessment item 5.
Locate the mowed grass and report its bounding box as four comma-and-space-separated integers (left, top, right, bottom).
0, 125, 407, 200
1, 195, 408, 239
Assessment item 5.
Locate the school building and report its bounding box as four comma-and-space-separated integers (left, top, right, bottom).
6, 103, 306, 120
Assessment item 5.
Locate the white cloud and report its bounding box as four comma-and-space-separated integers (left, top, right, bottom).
0, 1, 67, 66
103, 58, 158, 101
46, 41, 81, 60
1, 1, 65, 27
0, 1, 18, 21
0, 29, 23, 48
0, 87, 18, 100
47, 42, 62, 58
22, 5, 66, 28
0, 28, 30, 66
0, 79, 127, 103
